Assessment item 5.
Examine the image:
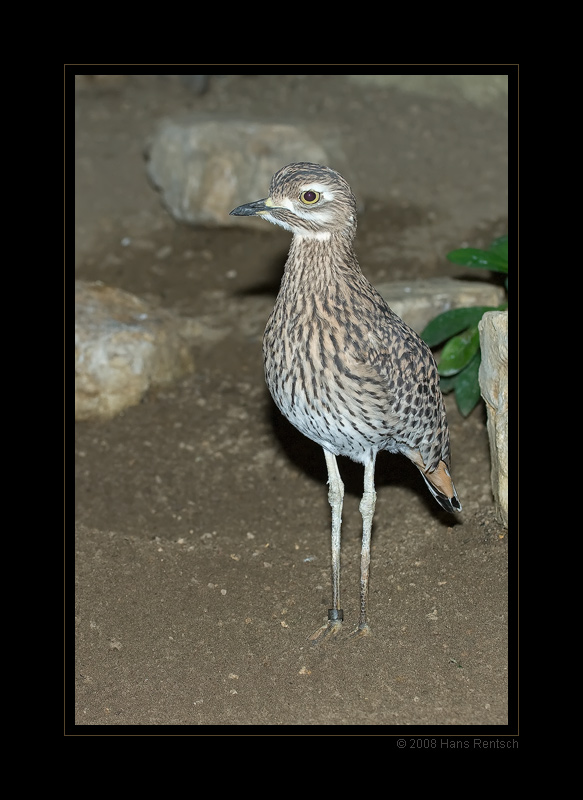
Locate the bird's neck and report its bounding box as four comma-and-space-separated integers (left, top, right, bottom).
289, 231, 360, 269
278, 232, 363, 301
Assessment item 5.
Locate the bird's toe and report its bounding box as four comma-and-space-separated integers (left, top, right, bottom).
308, 619, 342, 644
348, 623, 371, 639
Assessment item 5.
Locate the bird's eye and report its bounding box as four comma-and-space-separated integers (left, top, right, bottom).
300, 190, 320, 205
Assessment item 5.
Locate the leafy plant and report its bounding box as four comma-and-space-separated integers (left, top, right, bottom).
421, 235, 508, 417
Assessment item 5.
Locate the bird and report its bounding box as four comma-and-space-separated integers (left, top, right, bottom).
230, 162, 461, 643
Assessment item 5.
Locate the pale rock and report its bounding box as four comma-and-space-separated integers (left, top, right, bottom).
145, 119, 341, 229
377, 277, 506, 334
75, 281, 195, 421
478, 310, 508, 527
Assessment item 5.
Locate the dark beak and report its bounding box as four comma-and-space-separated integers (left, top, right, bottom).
229, 198, 270, 217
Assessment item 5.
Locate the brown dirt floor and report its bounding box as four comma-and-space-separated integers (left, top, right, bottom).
73, 74, 511, 730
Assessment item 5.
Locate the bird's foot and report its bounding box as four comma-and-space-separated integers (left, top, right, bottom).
348, 623, 371, 639
308, 609, 343, 644
308, 619, 342, 644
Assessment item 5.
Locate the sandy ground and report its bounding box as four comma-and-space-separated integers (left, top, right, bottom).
73, 74, 511, 730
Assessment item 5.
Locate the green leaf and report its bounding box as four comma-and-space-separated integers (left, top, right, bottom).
438, 374, 457, 394
454, 352, 482, 417
438, 326, 480, 376
446, 247, 508, 273
488, 235, 508, 263
421, 306, 497, 347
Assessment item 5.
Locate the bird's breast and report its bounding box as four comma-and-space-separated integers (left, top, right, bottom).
263, 293, 401, 460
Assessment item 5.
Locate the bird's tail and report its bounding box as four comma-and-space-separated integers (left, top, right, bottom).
420, 460, 462, 513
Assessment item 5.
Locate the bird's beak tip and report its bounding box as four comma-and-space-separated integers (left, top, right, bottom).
229, 198, 270, 217
230, 197, 275, 217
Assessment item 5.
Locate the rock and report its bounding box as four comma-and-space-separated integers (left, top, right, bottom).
478, 310, 508, 527
376, 277, 506, 333
145, 119, 342, 228
75, 281, 195, 421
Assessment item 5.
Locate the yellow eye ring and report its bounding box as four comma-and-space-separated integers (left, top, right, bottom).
300, 190, 320, 205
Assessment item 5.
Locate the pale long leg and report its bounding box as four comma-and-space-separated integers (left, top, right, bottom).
352, 456, 376, 636
308, 449, 344, 643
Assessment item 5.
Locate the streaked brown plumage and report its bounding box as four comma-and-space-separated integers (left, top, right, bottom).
230, 162, 461, 642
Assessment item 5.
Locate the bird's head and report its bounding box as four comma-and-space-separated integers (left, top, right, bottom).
230, 162, 357, 240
